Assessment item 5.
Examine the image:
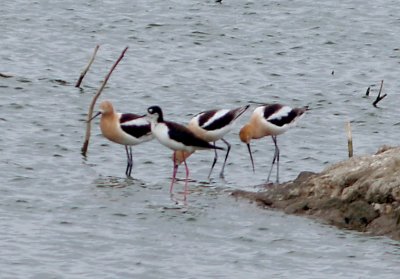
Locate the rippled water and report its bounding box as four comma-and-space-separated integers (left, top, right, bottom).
1, 0, 400, 278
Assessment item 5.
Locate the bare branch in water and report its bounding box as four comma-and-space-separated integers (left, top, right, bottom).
81, 46, 129, 157
372, 80, 387, 107
75, 45, 100, 88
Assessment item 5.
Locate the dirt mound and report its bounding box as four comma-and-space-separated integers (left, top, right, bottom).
232, 146, 400, 240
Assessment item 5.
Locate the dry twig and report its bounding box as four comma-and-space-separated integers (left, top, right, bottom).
372, 80, 387, 107
75, 45, 100, 88
365, 86, 370, 96
345, 121, 353, 158
81, 46, 129, 156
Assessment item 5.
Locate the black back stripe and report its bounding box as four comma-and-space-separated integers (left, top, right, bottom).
268, 109, 304, 127
120, 113, 142, 124
197, 106, 249, 131
198, 110, 217, 127
166, 121, 217, 149
202, 112, 235, 131
121, 124, 152, 139
263, 104, 283, 119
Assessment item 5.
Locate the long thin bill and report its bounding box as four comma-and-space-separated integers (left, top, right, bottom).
87, 111, 102, 122
247, 143, 255, 173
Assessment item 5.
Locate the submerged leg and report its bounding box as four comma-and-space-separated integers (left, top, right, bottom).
274, 136, 280, 183
125, 145, 133, 177
267, 136, 279, 183
128, 146, 133, 177
219, 138, 231, 178
182, 157, 190, 200
208, 142, 218, 179
170, 152, 179, 193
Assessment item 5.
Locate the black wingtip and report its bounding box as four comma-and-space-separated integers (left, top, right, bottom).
214, 145, 225, 151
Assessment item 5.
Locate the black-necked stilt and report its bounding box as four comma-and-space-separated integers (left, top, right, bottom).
146, 105, 224, 195
239, 103, 307, 183
90, 100, 153, 177
174, 105, 250, 179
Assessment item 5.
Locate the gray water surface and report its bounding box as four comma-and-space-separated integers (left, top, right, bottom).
1, 0, 400, 278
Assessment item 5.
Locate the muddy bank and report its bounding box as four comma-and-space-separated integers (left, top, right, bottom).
232, 146, 400, 240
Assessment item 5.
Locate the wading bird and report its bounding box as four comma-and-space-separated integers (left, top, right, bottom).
146, 106, 224, 196
89, 100, 153, 177
173, 105, 250, 179
239, 103, 307, 183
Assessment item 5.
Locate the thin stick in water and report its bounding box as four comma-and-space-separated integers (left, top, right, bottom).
75, 45, 100, 88
81, 46, 129, 157
372, 80, 387, 107
365, 86, 370, 96
346, 121, 353, 158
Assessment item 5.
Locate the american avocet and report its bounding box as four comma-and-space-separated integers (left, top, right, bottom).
90, 100, 153, 177
173, 105, 250, 179
239, 103, 307, 183
146, 106, 224, 195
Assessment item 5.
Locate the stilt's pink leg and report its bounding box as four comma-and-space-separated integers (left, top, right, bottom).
183, 157, 190, 199
170, 152, 179, 193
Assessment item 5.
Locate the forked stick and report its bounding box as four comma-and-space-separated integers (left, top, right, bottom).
372, 80, 387, 107
81, 47, 129, 156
